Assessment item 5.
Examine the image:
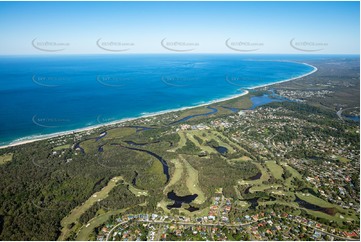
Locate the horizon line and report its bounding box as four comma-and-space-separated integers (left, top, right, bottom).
0, 53, 360, 57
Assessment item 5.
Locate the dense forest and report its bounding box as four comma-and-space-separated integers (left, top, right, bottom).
0, 72, 359, 240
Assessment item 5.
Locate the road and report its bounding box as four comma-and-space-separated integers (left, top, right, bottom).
298, 221, 359, 241
336, 107, 359, 121
105, 217, 269, 240
216, 195, 225, 223
105, 221, 127, 241
336, 108, 344, 121
106, 216, 358, 241
135, 217, 268, 228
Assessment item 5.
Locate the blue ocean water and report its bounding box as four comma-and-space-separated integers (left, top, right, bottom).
0, 54, 315, 145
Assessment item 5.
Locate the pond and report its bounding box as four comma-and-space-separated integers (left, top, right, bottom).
74, 142, 85, 154
167, 190, 199, 212
343, 115, 360, 122
95, 131, 107, 142
295, 196, 336, 216
124, 140, 160, 146
244, 197, 258, 209
170, 106, 218, 125
249, 94, 287, 110
247, 172, 262, 181
132, 171, 138, 186
213, 146, 228, 155
124, 141, 148, 146
244, 186, 252, 194
185, 205, 200, 212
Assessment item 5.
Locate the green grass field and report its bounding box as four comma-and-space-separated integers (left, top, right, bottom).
79, 139, 98, 154
162, 155, 206, 206
168, 132, 186, 152
250, 184, 282, 193
215, 131, 249, 154
238, 156, 252, 161
186, 132, 215, 154
281, 163, 303, 188
59, 176, 123, 240
238, 162, 270, 186
0, 153, 13, 165
265, 161, 284, 180
174, 106, 217, 122
127, 183, 149, 197
255, 165, 358, 225
163, 158, 184, 194
103, 127, 136, 140
75, 208, 127, 241
208, 131, 235, 152
335, 155, 351, 163
215, 93, 253, 110
296, 192, 335, 208
180, 155, 206, 204
53, 144, 71, 151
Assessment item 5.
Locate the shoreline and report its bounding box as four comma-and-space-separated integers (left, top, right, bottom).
0, 62, 317, 150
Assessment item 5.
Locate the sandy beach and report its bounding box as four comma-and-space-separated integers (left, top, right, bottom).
0, 62, 317, 150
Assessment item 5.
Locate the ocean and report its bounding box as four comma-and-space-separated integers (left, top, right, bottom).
0, 54, 316, 145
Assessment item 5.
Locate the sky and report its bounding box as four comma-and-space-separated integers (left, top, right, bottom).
0, 1, 359, 55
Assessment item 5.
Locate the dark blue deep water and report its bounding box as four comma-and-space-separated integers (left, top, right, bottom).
0, 54, 315, 145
